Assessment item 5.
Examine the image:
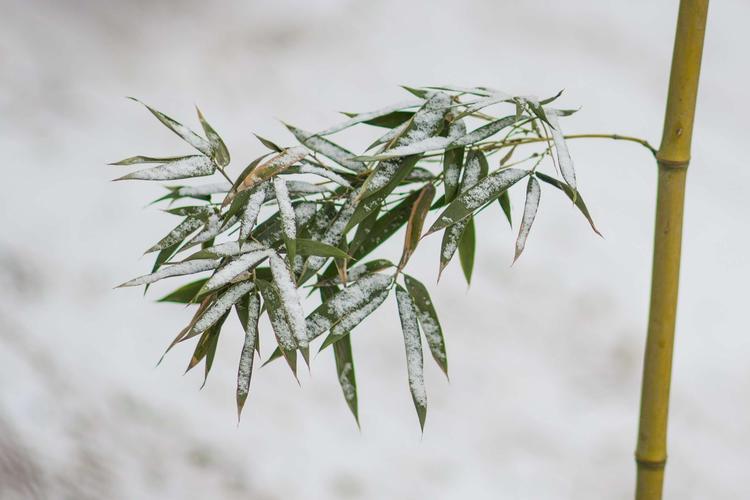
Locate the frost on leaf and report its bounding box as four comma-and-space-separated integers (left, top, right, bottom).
116, 156, 215, 181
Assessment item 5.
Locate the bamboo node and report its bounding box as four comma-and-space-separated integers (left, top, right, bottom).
635, 454, 668, 470
655, 155, 690, 169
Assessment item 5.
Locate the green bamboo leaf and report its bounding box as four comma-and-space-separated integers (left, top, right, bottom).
284, 124, 366, 173
498, 191, 512, 228
196, 107, 230, 167
314, 259, 394, 287
318, 289, 390, 350
443, 146, 464, 203
316, 99, 423, 136
261, 346, 283, 367
332, 334, 359, 426
235, 292, 260, 421
545, 110, 577, 193
185, 310, 229, 379
458, 216, 476, 284
305, 273, 393, 341
254, 134, 283, 152
395, 284, 427, 430
341, 110, 414, 129
128, 98, 212, 156
450, 115, 519, 147
350, 191, 420, 261
114, 155, 215, 181
183, 281, 256, 342
427, 168, 529, 235
158, 278, 209, 303
146, 217, 204, 254
398, 184, 435, 270
535, 172, 601, 236
513, 176, 541, 263
295, 239, 352, 260
164, 205, 216, 219
403, 275, 447, 377
119, 259, 219, 288
538, 89, 564, 106
109, 155, 186, 166
256, 279, 298, 377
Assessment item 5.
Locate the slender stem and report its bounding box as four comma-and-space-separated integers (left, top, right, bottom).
635, 1, 708, 499
216, 165, 234, 184
483, 134, 658, 156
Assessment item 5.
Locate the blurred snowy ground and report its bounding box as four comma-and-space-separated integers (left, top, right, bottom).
0, 0, 748, 498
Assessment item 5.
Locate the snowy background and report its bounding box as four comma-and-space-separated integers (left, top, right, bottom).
1, 0, 748, 498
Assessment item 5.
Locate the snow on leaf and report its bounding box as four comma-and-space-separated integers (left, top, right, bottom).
128, 98, 213, 156
115, 155, 215, 181
188, 281, 256, 340
319, 289, 390, 350
176, 182, 231, 197
332, 336, 358, 425
450, 115, 520, 147
545, 109, 577, 193
395, 284, 427, 430
196, 107, 230, 167
146, 217, 204, 253
269, 253, 307, 348
535, 172, 600, 235
235, 293, 260, 421
118, 259, 219, 288
202, 250, 272, 293
297, 163, 351, 188
239, 184, 267, 241
273, 177, 297, 260
315, 100, 423, 136
256, 279, 298, 376
513, 176, 541, 263
428, 168, 530, 234
305, 273, 392, 341
285, 124, 365, 173
403, 274, 448, 377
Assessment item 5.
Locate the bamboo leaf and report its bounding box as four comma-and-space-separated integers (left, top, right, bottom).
545, 110, 576, 193
254, 134, 283, 152
318, 289, 390, 350
201, 250, 272, 294
395, 284, 427, 430
128, 98, 213, 156
340, 110, 414, 129
158, 278, 209, 303
256, 279, 298, 376
443, 146, 464, 203
227, 147, 308, 203
273, 177, 297, 262
450, 115, 520, 147
350, 191, 420, 261
427, 168, 529, 235
403, 275, 447, 377
398, 184, 435, 270
110, 155, 186, 166
498, 191, 512, 228
458, 216, 476, 284
118, 259, 219, 288
114, 155, 215, 181
316, 100, 422, 136
186, 310, 229, 376
197, 107, 230, 167
284, 124, 366, 173
235, 292, 260, 421
535, 172, 601, 236
268, 254, 307, 349
184, 281, 256, 341
295, 239, 352, 260
305, 273, 392, 341
514, 176, 541, 263
332, 334, 359, 426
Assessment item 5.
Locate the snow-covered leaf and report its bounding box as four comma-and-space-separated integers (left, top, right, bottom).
513, 176, 541, 263
319, 289, 390, 349
545, 109, 576, 193
305, 273, 392, 341
118, 259, 218, 288
128, 98, 213, 156
332, 334, 358, 426
285, 124, 365, 173
295, 239, 351, 260
229, 146, 308, 201
146, 217, 204, 253
110, 155, 186, 166
395, 284, 427, 430
256, 279, 298, 376
201, 250, 272, 293
403, 274, 447, 377
186, 281, 256, 341
235, 292, 260, 421
315, 100, 422, 136
197, 107, 230, 167
458, 216, 475, 284
239, 184, 267, 241
269, 254, 307, 348
450, 115, 520, 147
273, 177, 297, 261
427, 168, 529, 235
115, 155, 215, 181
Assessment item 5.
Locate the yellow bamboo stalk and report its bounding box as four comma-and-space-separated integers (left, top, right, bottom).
635, 1, 708, 499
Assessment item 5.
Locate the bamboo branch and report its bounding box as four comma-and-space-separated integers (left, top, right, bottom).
635, 1, 708, 499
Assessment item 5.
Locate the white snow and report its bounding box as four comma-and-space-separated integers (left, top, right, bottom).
329, 289, 389, 337
176, 182, 231, 196
239, 185, 267, 241
269, 253, 307, 347
202, 250, 272, 292
272, 177, 296, 245
545, 109, 577, 191
514, 176, 541, 261
191, 281, 256, 336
